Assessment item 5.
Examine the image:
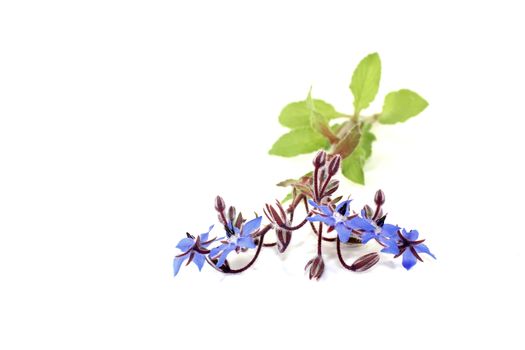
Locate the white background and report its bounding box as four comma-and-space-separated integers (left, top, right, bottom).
1, 1, 524, 349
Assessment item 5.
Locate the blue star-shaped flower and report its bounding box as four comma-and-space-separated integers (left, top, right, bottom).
209, 216, 262, 268
381, 229, 436, 270
307, 199, 354, 242
347, 212, 399, 246
173, 225, 215, 277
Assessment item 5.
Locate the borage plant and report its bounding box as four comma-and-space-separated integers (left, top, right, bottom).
174, 151, 435, 280
173, 53, 435, 280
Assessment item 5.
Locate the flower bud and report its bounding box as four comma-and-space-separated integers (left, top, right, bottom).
313, 151, 327, 168
305, 255, 325, 280
328, 154, 341, 176
276, 229, 292, 253
228, 206, 236, 222
363, 204, 373, 218
350, 252, 380, 272
215, 195, 226, 212
374, 189, 385, 206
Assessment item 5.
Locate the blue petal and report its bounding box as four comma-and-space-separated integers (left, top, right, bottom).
308, 200, 332, 216
335, 223, 352, 242
335, 200, 351, 216
415, 244, 436, 259
176, 238, 194, 252
209, 243, 228, 259
216, 246, 236, 268
193, 253, 206, 271
173, 255, 188, 277
348, 217, 376, 231
307, 215, 335, 226
237, 236, 257, 249
381, 224, 399, 238
361, 232, 377, 244
404, 229, 419, 241
402, 249, 417, 270
380, 242, 399, 255
242, 216, 262, 237
199, 225, 214, 243
308, 199, 320, 209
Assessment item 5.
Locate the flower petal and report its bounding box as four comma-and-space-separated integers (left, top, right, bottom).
335, 200, 351, 216
173, 255, 188, 276
307, 215, 335, 226
415, 244, 436, 259
216, 246, 236, 268
361, 232, 377, 244
348, 217, 376, 231
237, 236, 257, 249
308, 200, 332, 216
381, 224, 399, 238
192, 253, 206, 271
404, 229, 419, 241
335, 223, 352, 242
199, 225, 214, 243
209, 244, 228, 260
380, 241, 399, 255
176, 238, 194, 252
242, 216, 262, 237
402, 249, 417, 270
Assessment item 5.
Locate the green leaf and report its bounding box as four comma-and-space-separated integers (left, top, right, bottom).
379, 89, 428, 124
340, 124, 376, 185
269, 127, 329, 157
278, 99, 339, 129
350, 53, 381, 115
342, 148, 366, 185
282, 191, 293, 203
360, 124, 376, 159
307, 89, 339, 144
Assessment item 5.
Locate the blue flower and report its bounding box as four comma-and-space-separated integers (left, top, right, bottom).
209, 216, 262, 268
173, 225, 215, 277
307, 199, 354, 242
348, 213, 399, 246
381, 229, 436, 270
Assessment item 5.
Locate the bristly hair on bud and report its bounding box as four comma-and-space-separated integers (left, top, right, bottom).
313, 150, 327, 168
328, 154, 342, 176
374, 189, 385, 206
215, 195, 226, 212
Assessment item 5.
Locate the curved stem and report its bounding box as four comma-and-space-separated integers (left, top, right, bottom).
225, 233, 266, 274
336, 237, 354, 271
280, 217, 309, 231
263, 242, 277, 247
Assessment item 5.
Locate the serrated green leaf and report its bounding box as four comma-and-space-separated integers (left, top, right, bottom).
350, 53, 381, 115
278, 99, 339, 129
269, 127, 329, 157
342, 148, 366, 185
379, 89, 428, 124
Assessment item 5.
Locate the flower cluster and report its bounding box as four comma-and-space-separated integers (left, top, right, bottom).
173, 151, 435, 280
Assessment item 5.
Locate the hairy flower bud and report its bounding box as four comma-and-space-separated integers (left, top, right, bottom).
215, 195, 226, 212
374, 189, 385, 206
350, 252, 380, 272
313, 151, 327, 168
328, 154, 342, 176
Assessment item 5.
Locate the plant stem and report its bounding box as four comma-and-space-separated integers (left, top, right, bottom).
336, 237, 354, 271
